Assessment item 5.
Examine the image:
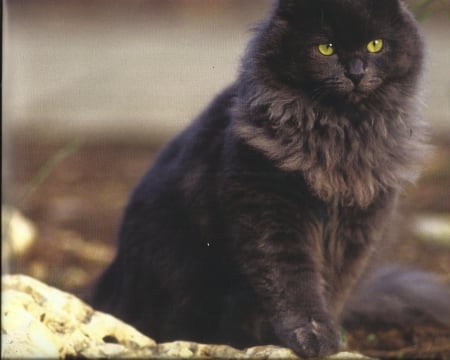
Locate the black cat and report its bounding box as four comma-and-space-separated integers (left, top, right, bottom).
92, 0, 449, 357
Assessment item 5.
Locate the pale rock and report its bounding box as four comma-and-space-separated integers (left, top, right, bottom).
2, 206, 37, 272
155, 341, 248, 358
244, 345, 298, 358
329, 352, 374, 359
2, 274, 155, 358
413, 214, 450, 246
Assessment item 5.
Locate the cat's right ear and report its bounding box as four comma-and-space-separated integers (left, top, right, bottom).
276, 0, 297, 11
275, 0, 311, 18
274, 0, 302, 18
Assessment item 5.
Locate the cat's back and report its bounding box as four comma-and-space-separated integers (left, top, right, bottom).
92, 84, 239, 329
117, 83, 238, 253
134, 83, 237, 192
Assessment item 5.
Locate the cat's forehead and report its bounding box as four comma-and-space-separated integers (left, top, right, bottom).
278, 0, 399, 16
321, 0, 395, 27
278, 0, 400, 39
319, 3, 380, 40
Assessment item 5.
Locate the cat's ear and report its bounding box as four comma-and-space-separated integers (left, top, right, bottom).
276, 0, 307, 10
276, 0, 295, 8
375, 0, 404, 18
274, 0, 305, 17
377, 0, 402, 11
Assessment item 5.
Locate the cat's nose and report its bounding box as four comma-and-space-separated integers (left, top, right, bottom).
346, 58, 366, 85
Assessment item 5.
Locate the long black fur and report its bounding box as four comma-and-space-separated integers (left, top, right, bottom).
91, 1, 448, 357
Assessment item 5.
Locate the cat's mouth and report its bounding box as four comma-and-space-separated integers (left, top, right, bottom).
310, 75, 383, 104
338, 77, 383, 103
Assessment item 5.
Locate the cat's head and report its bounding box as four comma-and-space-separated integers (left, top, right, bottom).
247, 0, 424, 105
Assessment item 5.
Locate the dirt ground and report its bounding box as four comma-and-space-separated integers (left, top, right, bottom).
5, 131, 450, 359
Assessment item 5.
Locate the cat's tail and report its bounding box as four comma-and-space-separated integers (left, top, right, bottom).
342, 264, 450, 330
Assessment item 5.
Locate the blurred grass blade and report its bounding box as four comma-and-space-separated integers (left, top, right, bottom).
16, 137, 84, 206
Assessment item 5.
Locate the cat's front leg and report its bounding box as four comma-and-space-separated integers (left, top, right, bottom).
325, 190, 399, 317
224, 194, 340, 357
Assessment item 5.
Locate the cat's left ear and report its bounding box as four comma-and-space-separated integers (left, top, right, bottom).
276, 0, 296, 9
275, 0, 295, 14
376, 0, 402, 11
371, 0, 403, 18
274, 0, 308, 18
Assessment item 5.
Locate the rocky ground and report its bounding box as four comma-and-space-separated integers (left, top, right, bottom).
3, 131, 450, 359
4, 274, 321, 359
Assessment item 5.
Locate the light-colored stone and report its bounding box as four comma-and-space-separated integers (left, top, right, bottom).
2, 274, 372, 359
329, 352, 375, 359
2, 274, 156, 358
413, 214, 450, 246
156, 341, 249, 359
2, 206, 37, 272
244, 345, 298, 359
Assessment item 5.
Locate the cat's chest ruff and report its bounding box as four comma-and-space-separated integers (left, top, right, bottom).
233, 94, 423, 208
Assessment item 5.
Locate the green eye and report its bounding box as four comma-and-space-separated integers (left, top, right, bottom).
318, 43, 335, 56
367, 39, 384, 53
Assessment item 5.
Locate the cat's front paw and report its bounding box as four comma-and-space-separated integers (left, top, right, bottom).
282, 318, 341, 358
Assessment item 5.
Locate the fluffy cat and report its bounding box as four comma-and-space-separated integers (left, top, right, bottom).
91, 0, 448, 357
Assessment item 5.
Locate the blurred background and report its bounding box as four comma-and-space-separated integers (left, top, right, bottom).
4, 0, 273, 141
3, 1, 450, 141
2, 0, 450, 355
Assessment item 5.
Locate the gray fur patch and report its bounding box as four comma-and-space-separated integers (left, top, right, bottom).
233, 81, 429, 208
